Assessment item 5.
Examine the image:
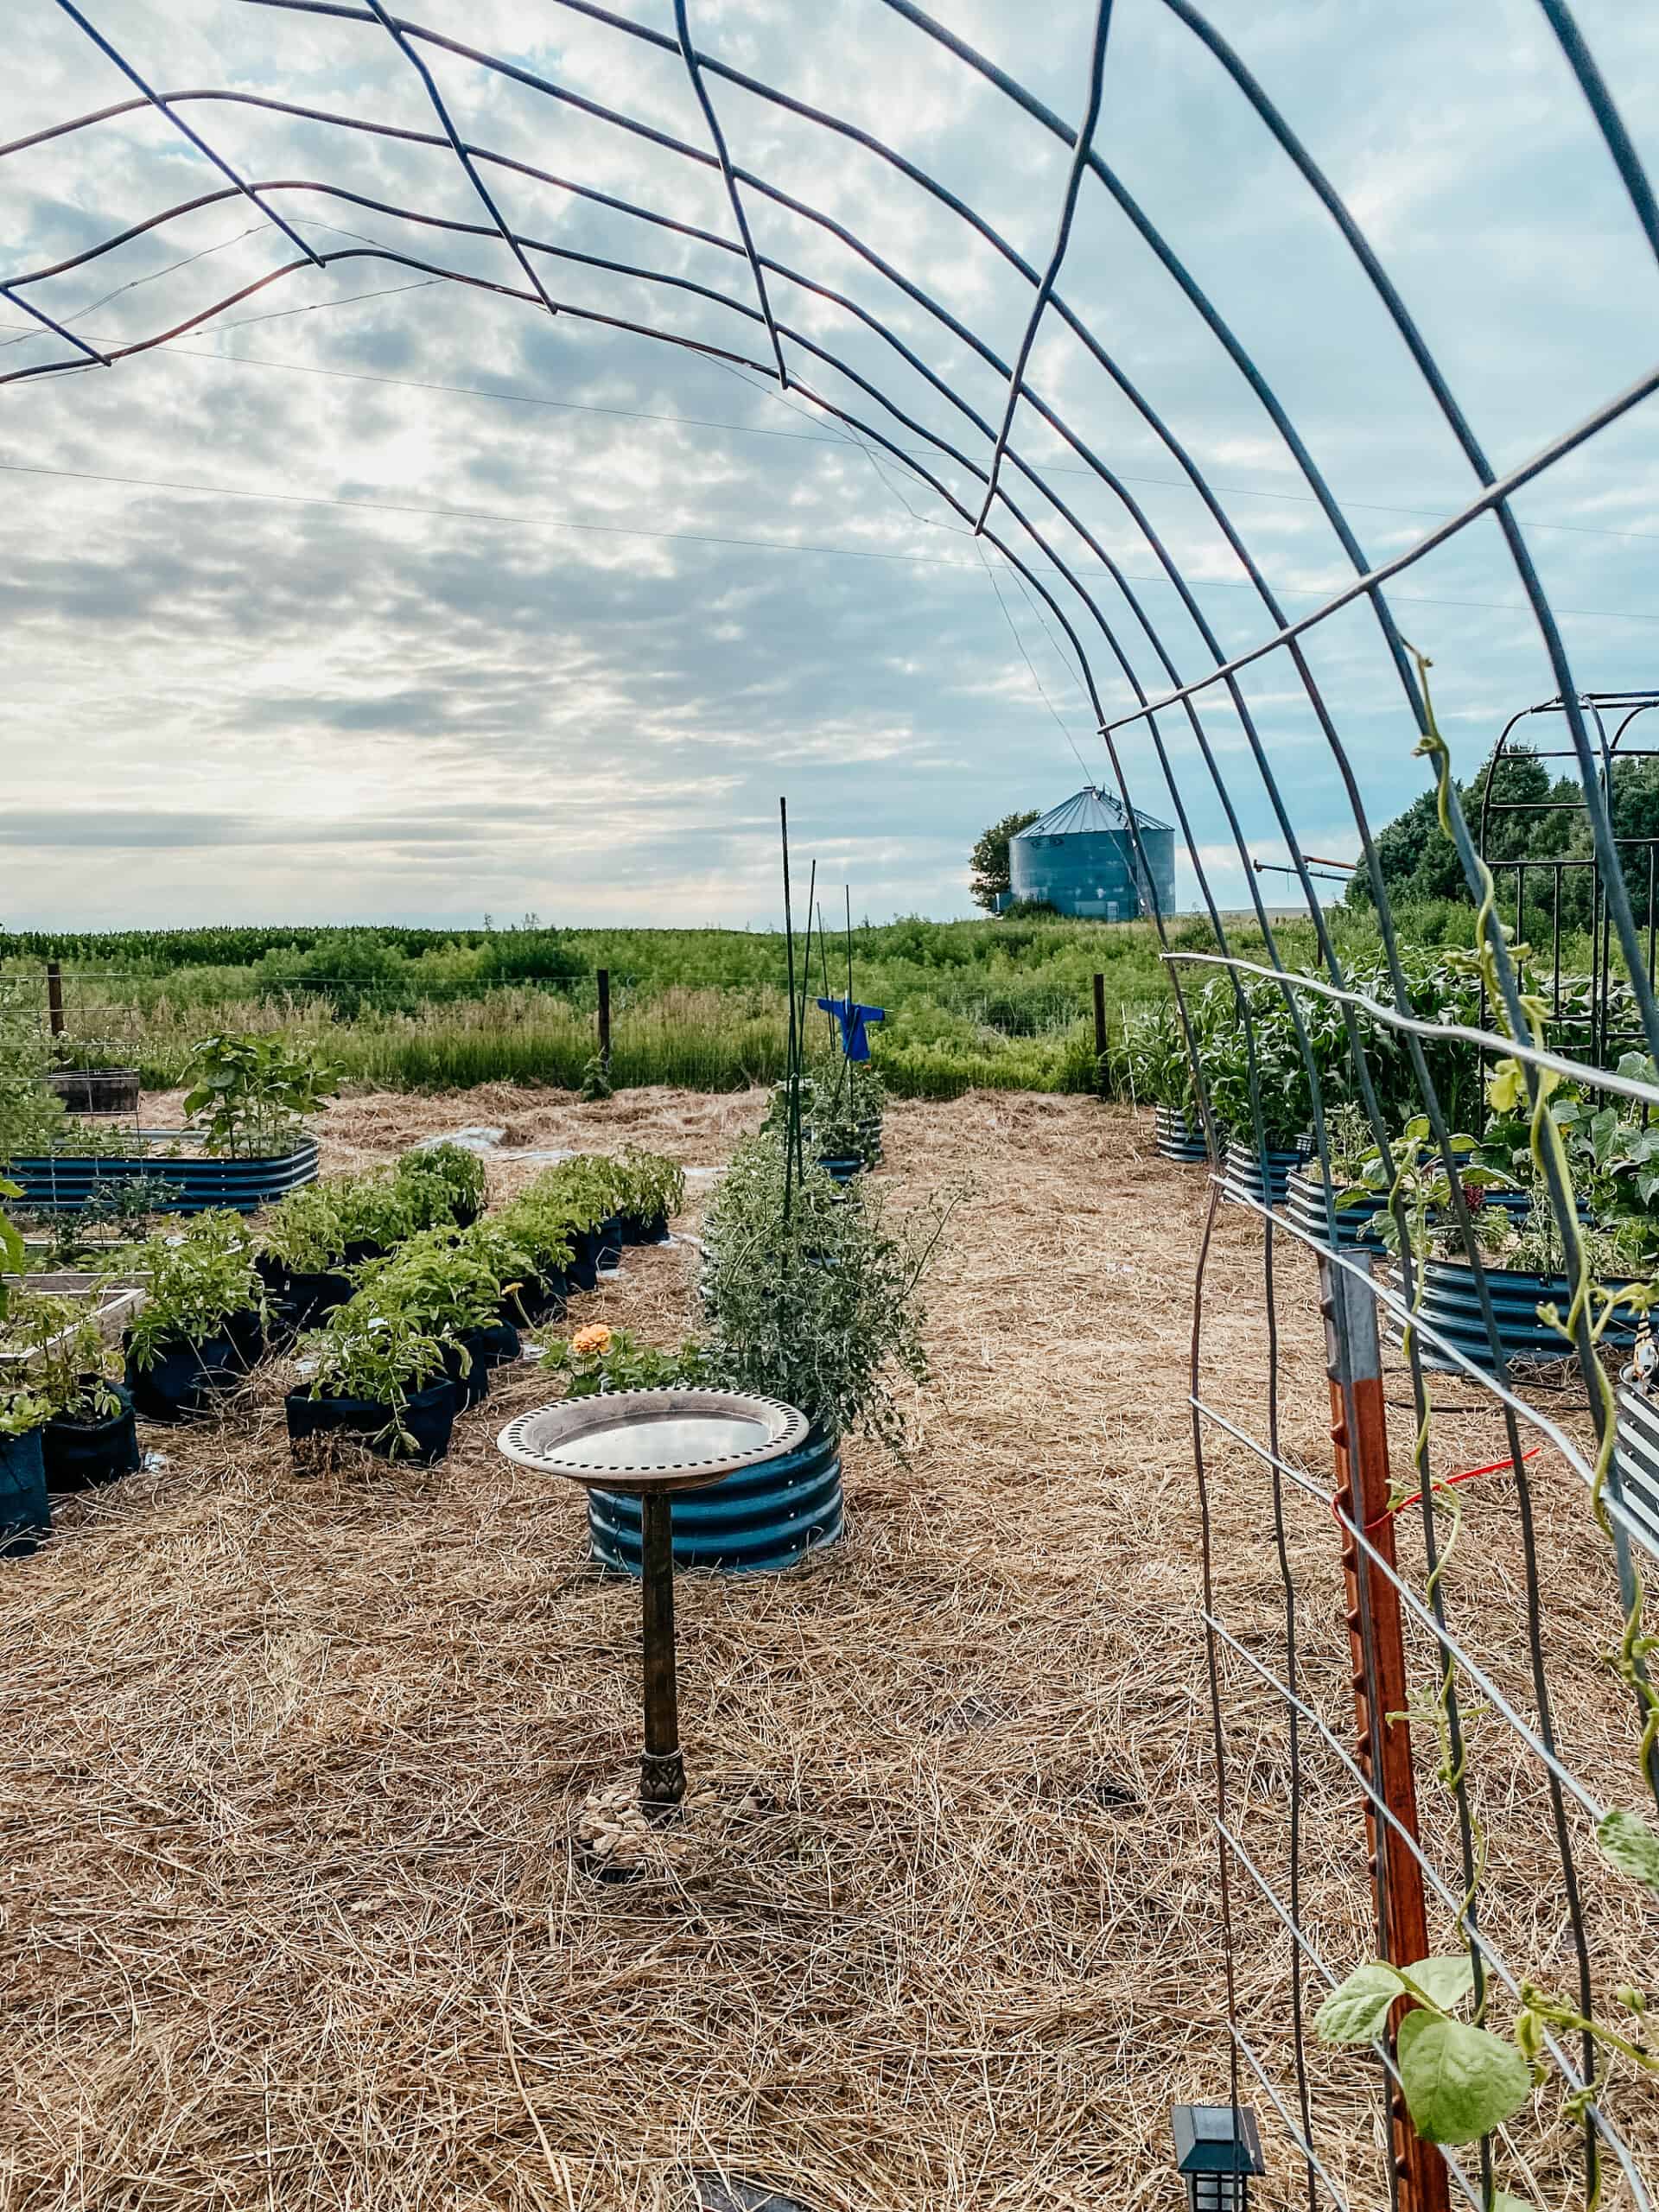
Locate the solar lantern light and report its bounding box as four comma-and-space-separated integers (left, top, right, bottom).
1171, 2104, 1266, 2211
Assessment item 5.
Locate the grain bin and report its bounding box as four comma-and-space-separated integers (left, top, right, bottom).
1007, 786, 1176, 919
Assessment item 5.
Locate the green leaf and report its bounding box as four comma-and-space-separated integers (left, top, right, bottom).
1314, 1961, 1404, 2044
1402, 1955, 1476, 2012
1598, 1807, 1659, 1893
1396, 2011, 1531, 2145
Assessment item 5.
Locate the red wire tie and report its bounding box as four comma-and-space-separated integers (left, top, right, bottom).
1330, 1447, 1541, 1535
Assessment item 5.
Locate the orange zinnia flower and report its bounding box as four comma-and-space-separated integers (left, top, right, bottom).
571, 1324, 613, 1357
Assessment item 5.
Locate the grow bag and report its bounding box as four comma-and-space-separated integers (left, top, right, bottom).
266, 1266, 354, 1338
49, 1067, 141, 1116
43, 1385, 143, 1491
443, 1319, 521, 1410
285, 1379, 456, 1469
1154, 1106, 1208, 1164
1284, 1167, 1388, 1251
0, 1427, 49, 1559
1612, 1375, 1659, 1562
124, 1326, 254, 1422
618, 1210, 671, 1247
588, 1421, 842, 1575
598, 1214, 624, 1270
502, 1270, 565, 1328
1390, 1259, 1638, 1375
1221, 1140, 1306, 1211
566, 1226, 603, 1294
9, 1134, 320, 1216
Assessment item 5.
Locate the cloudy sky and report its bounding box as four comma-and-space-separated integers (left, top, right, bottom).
3, 0, 1658, 929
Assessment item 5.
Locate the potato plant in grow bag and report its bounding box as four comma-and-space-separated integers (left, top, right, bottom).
394, 1141, 487, 1228
293, 1301, 454, 1462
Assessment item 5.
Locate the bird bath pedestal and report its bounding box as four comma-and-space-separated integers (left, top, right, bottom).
497, 1388, 809, 1817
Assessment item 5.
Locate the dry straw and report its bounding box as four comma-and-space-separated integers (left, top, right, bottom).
3, 1087, 1654, 2209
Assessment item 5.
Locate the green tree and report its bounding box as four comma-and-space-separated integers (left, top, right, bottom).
969, 810, 1040, 913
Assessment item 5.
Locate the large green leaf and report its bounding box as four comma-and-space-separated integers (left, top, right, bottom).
1314, 1962, 1403, 2045
1402, 1955, 1476, 2012
1598, 1807, 1659, 1893
1396, 2011, 1531, 2145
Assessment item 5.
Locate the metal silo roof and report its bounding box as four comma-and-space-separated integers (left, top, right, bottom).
1011, 786, 1173, 838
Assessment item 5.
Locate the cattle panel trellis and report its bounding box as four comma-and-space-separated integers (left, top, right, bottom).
7, 1, 1659, 2203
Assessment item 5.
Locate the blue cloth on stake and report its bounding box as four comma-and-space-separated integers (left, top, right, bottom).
816, 997, 886, 1062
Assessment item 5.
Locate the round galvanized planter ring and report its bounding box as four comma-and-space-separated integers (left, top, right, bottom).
497, 1386, 810, 1492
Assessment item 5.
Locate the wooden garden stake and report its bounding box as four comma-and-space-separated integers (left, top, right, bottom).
47, 962, 64, 1038
1320, 1254, 1449, 2212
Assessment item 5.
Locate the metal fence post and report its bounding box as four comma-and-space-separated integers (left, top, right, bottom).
46, 962, 65, 1038
1092, 971, 1107, 1096
597, 968, 612, 1071
1320, 1254, 1449, 2212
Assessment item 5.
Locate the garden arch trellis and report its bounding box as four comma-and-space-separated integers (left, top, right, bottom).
8, 3, 1659, 2205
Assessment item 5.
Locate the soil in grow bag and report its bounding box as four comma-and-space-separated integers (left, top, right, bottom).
1, 1427, 51, 1559
43, 1383, 143, 1491
285, 1380, 456, 1471
124, 1325, 257, 1423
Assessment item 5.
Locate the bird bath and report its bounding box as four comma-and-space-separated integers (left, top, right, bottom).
497, 1389, 809, 1816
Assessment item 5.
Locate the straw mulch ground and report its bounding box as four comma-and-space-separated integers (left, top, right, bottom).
3, 1088, 1656, 2210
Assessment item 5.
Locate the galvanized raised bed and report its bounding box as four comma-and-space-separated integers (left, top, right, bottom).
1154, 1105, 1208, 1163
1612, 1374, 1659, 1561
1220, 1139, 1308, 1211
6, 1132, 319, 1216
1388, 1257, 1638, 1374
1284, 1166, 1388, 1250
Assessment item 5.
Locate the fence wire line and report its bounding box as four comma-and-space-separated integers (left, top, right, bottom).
9, 2, 1659, 2205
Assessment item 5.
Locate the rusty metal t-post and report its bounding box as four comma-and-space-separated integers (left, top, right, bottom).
638, 1491, 686, 1816
596, 968, 612, 1074
1320, 1254, 1449, 2212
46, 962, 64, 1038
1092, 971, 1108, 1096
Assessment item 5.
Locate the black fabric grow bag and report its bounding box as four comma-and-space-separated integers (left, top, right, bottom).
502, 1270, 565, 1328
597, 1214, 624, 1269
43, 1384, 143, 1491
285, 1379, 456, 1468
566, 1226, 602, 1293
0, 1427, 49, 1559
124, 1326, 253, 1422
267, 1266, 354, 1338
617, 1210, 671, 1246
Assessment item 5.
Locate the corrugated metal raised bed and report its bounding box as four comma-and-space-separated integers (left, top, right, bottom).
1613, 1375, 1659, 1561
1221, 1139, 1306, 1211
6, 1133, 319, 1215
1284, 1167, 1388, 1250
588, 1421, 842, 1573
1388, 1257, 1638, 1374
1154, 1106, 1208, 1163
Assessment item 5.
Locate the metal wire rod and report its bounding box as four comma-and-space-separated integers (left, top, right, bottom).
670, 0, 788, 391
1203, 1612, 1652, 2206
1193, 1396, 1616, 1820
1226, 2025, 1361, 2212
969, 0, 1112, 532
48, 0, 326, 271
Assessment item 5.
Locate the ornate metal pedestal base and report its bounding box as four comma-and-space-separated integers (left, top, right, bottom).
639, 1746, 687, 1815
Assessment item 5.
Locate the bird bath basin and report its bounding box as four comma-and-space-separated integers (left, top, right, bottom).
498, 1389, 808, 1816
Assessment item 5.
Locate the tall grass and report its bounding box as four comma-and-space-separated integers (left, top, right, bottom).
2, 899, 1546, 1101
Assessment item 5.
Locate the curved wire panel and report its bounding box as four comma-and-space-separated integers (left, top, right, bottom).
6, 4, 1659, 2205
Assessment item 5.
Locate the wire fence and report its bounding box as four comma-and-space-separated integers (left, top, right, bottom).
8, 2, 1659, 2205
